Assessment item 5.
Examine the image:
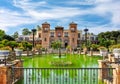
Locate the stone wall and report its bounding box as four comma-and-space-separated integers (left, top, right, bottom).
98, 54, 120, 84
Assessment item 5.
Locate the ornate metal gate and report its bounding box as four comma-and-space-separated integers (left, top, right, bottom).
12, 67, 114, 84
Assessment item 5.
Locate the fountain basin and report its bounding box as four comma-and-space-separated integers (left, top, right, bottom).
14, 49, 23, 56
0, 50, 10, 59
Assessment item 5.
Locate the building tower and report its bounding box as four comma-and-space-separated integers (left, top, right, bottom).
41, 22, 50, 48
69, 22, 78, 49
55, 26, 64, 47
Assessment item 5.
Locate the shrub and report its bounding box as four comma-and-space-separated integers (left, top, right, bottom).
109, 44, 120, 51
0, 46, 12, 51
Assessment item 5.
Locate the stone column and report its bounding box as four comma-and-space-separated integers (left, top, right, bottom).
32, 48, 35, 55
90, 48, 93, 56
27, 48, 29, 56
98, 60, 108, 80
111, 57, 116, 62
13, 60, 23, 82
83, 47, 87, 55
113, 66, 120, 84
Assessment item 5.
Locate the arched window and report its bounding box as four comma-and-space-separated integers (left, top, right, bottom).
72, 38, 74, 42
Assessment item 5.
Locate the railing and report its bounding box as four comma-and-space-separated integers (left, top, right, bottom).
12, 67, 115, 84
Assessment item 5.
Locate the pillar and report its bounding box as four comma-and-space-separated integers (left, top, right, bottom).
90, 48, 93, 56
27, 48, 29, 56
113, 66, 120, 84
108, 54, 114, 62
98, 60, 108, 80
0, 65, 12, 84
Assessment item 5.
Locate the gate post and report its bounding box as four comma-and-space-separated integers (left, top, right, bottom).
113, 66, 120, 84
90, 48, 93, 56
27, 48, 29, 56
0, 65, 12, 84
98, 60, 108, 80
108, 54, 113, 62
13, 60, 23, 79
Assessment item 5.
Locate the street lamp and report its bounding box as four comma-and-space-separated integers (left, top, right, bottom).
31, 29, 36, 48
84, 28, 88, 47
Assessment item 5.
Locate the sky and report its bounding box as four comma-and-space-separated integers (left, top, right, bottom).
0, 0, 120, 35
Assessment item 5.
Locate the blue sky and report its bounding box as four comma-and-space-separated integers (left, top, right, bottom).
0, 0, 120, 35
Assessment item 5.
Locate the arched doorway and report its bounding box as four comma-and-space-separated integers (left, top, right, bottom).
64, 40, 68, 48
65, 43, 68, 48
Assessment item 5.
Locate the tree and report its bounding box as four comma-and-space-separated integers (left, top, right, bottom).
51, 41, 62, 58
0, 29, 5, 41
12, 31, 19, 39
91, 44, 100, 51
21, 41, 32, 50
3, 35, 15, 41
98, 31, 120, 50
22, 28, 31, 35
1, 39, 9, 46
7, 41, 18, 51
98, 31, 120, 44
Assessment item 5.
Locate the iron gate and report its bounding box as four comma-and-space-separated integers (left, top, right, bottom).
12, 67, 114, 84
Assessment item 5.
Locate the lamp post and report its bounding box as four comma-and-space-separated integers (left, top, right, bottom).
31, 29, 36, 48
84, 28, 88, 47
84, 28, 88, 55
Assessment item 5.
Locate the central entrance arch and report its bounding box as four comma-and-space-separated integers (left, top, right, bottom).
64, 40, 68, 48
65, 42, 68, 48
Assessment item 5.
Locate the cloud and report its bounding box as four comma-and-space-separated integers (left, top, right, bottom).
0, 8, 35, 33
92, 0, 120, 26
12, 0, 85, 20
0, 0, 119, 35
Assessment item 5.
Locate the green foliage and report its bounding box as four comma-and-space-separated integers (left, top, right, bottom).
91, 44, 100, 51
0, 29, 5, 39
22, 28, 31, 35
66, 45, 71, 51
41, 48, 46, 51
35, 44, 42, 50
7, 41, 18, 50
109, 44, 120, 51
98, 37, 115, 48
21, 41, 32, 50
98, 46, 107, 51
3, 35, 15, 41
1, 39, 9, 46
12, 31, 19, 39
51, 41, 62, 49
0, 44, 4, 48
0, 46, 12, 51
98, 31, 120, 45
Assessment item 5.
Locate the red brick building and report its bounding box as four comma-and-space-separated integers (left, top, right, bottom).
35, 22, 82, 49
17, 22, 98, 49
